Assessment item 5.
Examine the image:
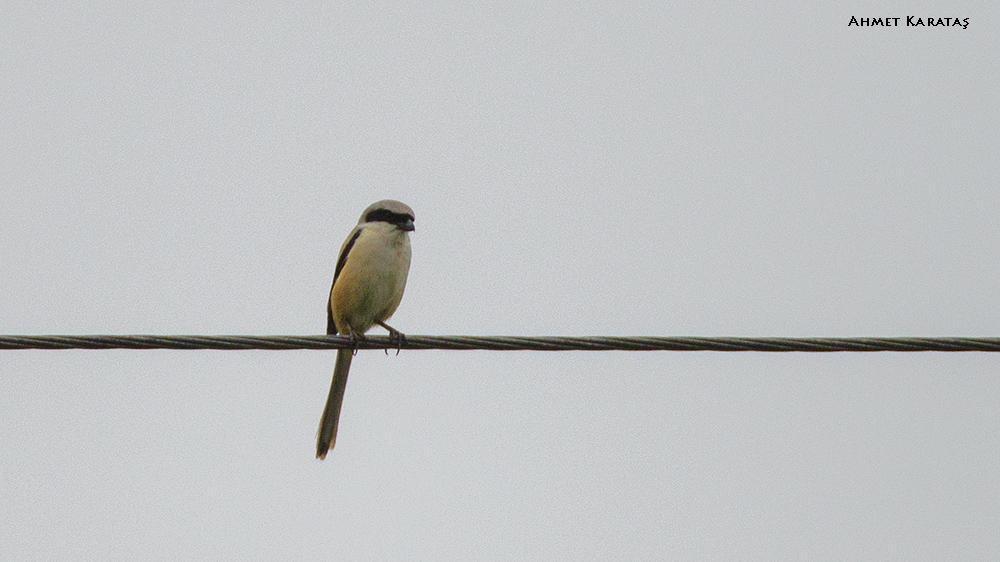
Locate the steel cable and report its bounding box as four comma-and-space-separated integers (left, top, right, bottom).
2, 335, 1000, 351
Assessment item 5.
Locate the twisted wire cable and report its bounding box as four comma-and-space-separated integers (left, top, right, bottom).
1, 335, 1000, 351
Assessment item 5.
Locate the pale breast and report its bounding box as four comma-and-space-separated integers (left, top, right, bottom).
330, 226, 411, 334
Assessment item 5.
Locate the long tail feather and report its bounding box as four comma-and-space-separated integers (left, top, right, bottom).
316, 348, 353, 459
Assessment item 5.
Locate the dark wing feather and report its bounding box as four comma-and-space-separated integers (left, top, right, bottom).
327, 228, 363, 335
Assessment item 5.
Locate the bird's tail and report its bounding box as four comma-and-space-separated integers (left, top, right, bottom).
317, 348, 353, 459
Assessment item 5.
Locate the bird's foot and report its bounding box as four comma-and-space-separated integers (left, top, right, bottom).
378, 322, 406, 355
348, 329, 366, 355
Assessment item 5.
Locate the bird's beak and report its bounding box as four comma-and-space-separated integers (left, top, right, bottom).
399, 219, 415, 232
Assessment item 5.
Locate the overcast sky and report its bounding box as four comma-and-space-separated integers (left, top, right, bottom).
2, 3, 998, 560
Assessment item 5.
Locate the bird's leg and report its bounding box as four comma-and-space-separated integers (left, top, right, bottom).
377, 321, 405, 355
347, 327, 366, 356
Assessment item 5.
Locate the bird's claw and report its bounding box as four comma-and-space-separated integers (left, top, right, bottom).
348, 329, 366, 355
379, 322, 406, 355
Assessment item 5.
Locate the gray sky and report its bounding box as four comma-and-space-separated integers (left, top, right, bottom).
2, 3, 998, 560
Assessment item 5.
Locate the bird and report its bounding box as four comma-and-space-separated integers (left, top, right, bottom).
316, 199, 414, 459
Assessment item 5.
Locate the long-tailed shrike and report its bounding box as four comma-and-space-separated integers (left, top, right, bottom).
316, 200, 414, 459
